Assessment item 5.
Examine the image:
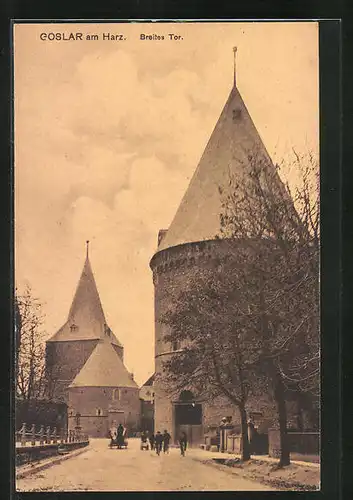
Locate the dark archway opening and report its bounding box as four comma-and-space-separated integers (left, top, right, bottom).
173, 391, 203, 446
179, 390, 194, 402
175, 403, 202, 425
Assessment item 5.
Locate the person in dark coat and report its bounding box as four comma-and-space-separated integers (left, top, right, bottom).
162, 430, 171, 454
117, 423, 125, 448
179, 431, 187, 456
155, 431, 163, 456
149, 432, 155, 451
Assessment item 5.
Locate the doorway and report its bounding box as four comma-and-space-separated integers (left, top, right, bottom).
173, 391, 203, 447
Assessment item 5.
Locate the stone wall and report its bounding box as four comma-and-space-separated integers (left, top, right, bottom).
151, 240, 232, 440
151, 240, 235, 356
268, 429, 320, 457
153, 383, 173, 434
227, 434, 242, 454
45, 339, 98, 402
68, 414, 109, 438
150, 239, 281, 443
68, 386, 141, 437
150, 238, 316, 445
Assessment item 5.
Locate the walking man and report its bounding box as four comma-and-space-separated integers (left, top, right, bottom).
178, 431, 188, 457
149, 432, 155, 451
162, 429, 171, 454
155, 431, 163, 456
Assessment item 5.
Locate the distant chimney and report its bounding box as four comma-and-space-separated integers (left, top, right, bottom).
158, 229, 168, 247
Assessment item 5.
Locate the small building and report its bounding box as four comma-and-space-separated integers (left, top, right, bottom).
139, 374, 155, 433
68, 339, 140, 437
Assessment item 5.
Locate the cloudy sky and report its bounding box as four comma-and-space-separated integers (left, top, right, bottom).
14, 22, 319, 386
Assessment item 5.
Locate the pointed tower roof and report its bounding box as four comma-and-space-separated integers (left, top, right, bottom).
69, 340, 138, 388
68, 247, 106, 329
48, 242, 122, 347
158, 49, 278, 251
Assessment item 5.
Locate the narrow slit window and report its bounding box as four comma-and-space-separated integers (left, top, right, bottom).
112, 388, 121, 401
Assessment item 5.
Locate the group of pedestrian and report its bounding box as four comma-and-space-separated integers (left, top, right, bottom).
140, 430, 188, 456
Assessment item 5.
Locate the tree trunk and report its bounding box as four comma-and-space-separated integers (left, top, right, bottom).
15, 299, 21, 375
274, 374, 290, 466
239, 405, 251, 461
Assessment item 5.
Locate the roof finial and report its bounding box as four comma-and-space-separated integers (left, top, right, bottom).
233, 46, 237, 87
86, 240, 89, 259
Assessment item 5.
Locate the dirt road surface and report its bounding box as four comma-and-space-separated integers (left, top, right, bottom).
16, 438, 276, 491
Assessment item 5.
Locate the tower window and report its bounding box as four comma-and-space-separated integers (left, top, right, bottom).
96, 408, 102, 416
112, 388, 121, 401
172, 340, 180, 351
70, 323, 78, 332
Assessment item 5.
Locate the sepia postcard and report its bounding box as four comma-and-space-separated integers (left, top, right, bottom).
14, 20, 321, 492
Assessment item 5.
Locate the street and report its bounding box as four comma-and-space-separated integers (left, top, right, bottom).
17, 438, 275, 491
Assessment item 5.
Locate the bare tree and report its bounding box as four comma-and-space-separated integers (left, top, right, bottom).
16, 285, 47, 401
44, 347, 64, 402
219, 147, 320, 466
15, 295, 22, 372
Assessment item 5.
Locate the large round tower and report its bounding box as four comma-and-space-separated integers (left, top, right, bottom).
150, 51, 281, 445
151, 239, 239, 444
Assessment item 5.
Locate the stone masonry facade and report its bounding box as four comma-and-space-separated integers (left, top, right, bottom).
68, 386, 140, 437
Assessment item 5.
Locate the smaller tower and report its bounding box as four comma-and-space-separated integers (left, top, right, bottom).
46, 242, 124, 403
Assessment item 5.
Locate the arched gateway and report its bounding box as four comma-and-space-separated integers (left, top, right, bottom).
173, 391, 203, 446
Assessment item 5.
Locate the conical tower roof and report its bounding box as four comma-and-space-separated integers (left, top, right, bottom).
158, 54, 281, 251
68, 253, 106, 328
48, 244, 122, 347
69, 340, 138, 388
